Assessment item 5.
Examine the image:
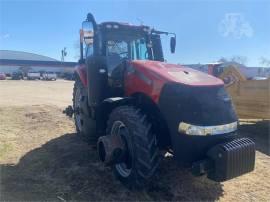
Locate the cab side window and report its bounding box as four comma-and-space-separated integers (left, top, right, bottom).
106, 40, 128, 76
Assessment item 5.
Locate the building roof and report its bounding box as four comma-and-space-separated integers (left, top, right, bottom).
0, 50, 77, 68
0, 50, 58, 61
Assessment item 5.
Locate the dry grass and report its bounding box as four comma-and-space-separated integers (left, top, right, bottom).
0, 80, 269, 201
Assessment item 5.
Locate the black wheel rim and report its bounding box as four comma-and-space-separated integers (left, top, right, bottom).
111, 121, 132, 177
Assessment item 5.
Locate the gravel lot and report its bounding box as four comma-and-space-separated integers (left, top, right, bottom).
0, 80, 269, 201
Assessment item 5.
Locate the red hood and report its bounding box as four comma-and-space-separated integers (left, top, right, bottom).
131, 60, 224, 86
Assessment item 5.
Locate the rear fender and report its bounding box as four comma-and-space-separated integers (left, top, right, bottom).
100, 97, 134, 118
98, 97, 134, 133
75, 64, 87, 87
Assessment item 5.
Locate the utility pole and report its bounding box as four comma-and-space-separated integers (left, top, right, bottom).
61, 47, 67, 61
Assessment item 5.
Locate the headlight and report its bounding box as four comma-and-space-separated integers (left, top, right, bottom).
178, 121, 237, 136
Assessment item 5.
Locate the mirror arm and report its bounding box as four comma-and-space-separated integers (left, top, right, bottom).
151, 29, 176, 38
86, 13, 97, 31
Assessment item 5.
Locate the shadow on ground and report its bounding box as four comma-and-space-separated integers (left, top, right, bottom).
1, 133, 224, 201
239, 120, 270, 155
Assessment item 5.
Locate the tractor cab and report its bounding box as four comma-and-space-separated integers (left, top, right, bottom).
80, 14, 176, 99
99, 22, 153, 95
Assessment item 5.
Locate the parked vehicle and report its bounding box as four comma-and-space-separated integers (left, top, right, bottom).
5, 73, 11, 77
0, 72, 6, 80
63, 72, 75, 80
27, 72, 40, 80
11, 72, 23, 80
64, 13, 255, 189
42, 72, 57, 80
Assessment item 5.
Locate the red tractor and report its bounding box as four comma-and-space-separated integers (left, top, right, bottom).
65, 13, 255, 189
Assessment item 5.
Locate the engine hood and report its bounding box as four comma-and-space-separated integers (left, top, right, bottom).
131, 60, 223, 86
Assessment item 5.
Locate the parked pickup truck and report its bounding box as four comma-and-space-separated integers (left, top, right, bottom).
11, 72, 23, 80
27, 72, 40, 80
42, 72, 57, 80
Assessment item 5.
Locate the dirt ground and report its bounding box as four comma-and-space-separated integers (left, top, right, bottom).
0, 80, 269, 201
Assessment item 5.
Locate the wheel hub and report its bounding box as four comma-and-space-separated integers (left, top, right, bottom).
97, 121, 132, 177
111, 121, 132, 177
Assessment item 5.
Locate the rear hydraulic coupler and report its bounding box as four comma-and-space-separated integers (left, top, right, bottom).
63, 105, 74, 117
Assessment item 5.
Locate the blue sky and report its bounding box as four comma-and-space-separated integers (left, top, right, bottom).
0, 0, 269, 66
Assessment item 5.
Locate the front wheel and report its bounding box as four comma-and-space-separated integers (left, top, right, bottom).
106, 106, 160, 189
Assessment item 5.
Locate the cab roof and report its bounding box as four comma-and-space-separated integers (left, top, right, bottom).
99, 21, 151, 32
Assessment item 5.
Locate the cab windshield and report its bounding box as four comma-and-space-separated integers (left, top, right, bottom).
104, 32, 151, 61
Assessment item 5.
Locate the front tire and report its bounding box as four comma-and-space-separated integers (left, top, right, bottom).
106, 106, 160, 189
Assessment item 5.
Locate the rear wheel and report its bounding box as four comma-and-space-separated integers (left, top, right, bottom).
73, 78, 97, 144
106, 106, 160, 189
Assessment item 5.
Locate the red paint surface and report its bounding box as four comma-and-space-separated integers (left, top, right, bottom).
131, 61, 223, 86
76, 60, 224, 104
125, 60, 223, 103
75, 64, 87, 87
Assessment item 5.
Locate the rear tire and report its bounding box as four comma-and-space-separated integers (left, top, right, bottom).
106, 105, 160, 189
73, 78, 98, 144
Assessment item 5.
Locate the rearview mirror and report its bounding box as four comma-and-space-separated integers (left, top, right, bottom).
170, 36, 176, 53
82, 21, 94, 45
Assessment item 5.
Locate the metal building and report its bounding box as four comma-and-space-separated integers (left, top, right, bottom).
0, 50, 76, 74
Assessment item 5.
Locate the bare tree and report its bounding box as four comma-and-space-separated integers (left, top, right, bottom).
259, 57, 270, 67
230, 55, 247, 65
218, 56, 247, 65
218, 57, 228, 63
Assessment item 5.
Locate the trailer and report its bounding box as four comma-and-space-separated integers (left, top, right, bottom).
219, 65, 270, 119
